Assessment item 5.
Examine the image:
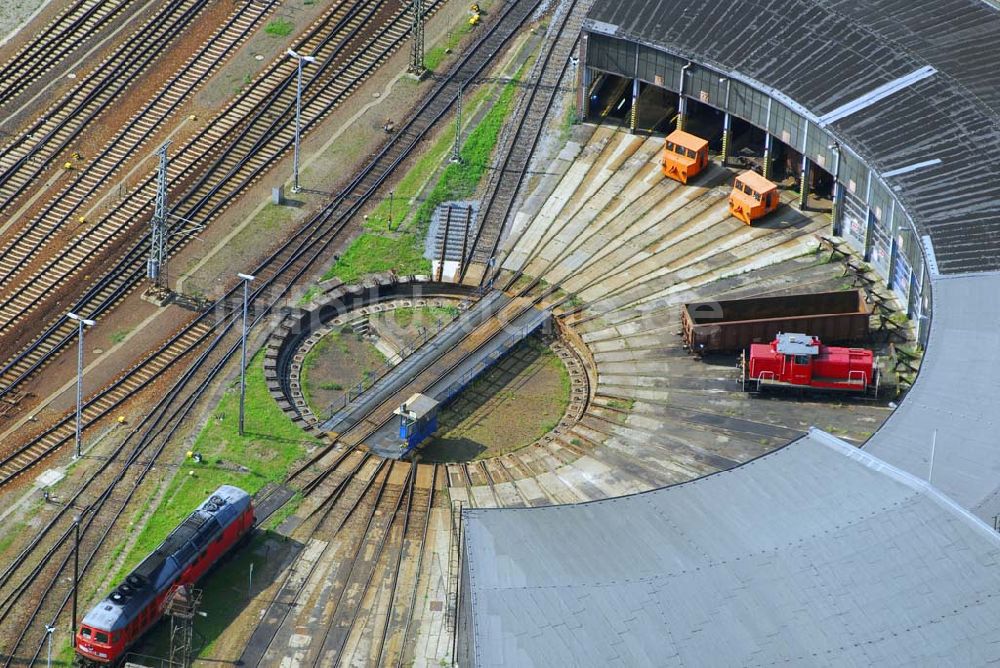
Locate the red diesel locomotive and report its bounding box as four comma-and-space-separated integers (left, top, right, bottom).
741, 332, 879, 394
75, 485, 254, 665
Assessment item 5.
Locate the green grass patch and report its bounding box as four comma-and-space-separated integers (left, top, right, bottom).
298, 285, 321, 306
560, 103, 578, 142
322, 232, 430, 283
265, 19, 294, 36
425, 23, 473, 72
323, 60, 527, 285
0, 519, 25, 559
607, 398, 635, 411
262, 492, 302, 530
110, 328, 131, 345
391, 305, 460, 329
108, 351, 318, 585
410, 69, 522, 234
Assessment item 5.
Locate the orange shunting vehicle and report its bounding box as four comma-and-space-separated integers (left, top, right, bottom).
729, 170, 779, 225
661, 130, 709, 184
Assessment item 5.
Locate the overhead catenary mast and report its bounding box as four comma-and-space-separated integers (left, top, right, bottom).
409, 0, 425, 75
147, 140, 171, 290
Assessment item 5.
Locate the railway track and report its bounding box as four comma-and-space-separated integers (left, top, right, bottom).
0, 0, 546, 658
459, 0, 589, 282
243, 458, 438, 666
0, 0, 138, 112
0, 0, 278, 292
0, 0, 211, 219
0, 0, 444, 406
0, 317, 212, 487
1, 0, 542, 493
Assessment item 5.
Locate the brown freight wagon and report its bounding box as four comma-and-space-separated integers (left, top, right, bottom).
682, 290, 871, 353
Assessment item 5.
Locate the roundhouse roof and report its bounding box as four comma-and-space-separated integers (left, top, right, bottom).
462, 1, 1000, 664
586, 0, 1000, 274
464, 430, 1000, 666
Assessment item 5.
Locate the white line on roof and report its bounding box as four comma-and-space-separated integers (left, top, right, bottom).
882, 158, 943, 177
819, 65, 937, 126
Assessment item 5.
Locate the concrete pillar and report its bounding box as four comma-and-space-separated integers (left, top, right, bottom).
830, 148, 842, 235
797, 155, 810, 210
762, 133, 773, 180
721, 111, 731, 166
887, 236, 899, 289
577, 36, 588, 121
886, 201, 898, 289
629, 78, 639, 133
863, 209, 876, 262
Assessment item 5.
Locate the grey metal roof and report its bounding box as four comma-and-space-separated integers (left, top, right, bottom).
866, 272, 1000, 522
585, 0, 1000, 274
774, 333, 819, 355
463, 429, 1000, 666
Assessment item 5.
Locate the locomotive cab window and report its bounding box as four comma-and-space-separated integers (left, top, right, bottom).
753, 191, 761, 201
793, 355, 809, 365
81, 626, 92, 638
95, 631, 109, 643
666, 141, 676, 153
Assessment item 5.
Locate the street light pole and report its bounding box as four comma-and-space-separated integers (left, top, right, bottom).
237, 273, 255, 436
287, 49, 317, 193
45, 625, 55, 667
67, 313, 96, 459
72, 514, 80, 648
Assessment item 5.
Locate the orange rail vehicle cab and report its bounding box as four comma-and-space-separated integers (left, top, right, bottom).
729, 170, 779, 225
661, 130, 709, 184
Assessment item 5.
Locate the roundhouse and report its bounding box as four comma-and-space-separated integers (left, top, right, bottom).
459, 0, 1000, 664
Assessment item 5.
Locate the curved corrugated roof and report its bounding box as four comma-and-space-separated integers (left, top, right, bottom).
464, 430, 1000, 665
586, 0, 1000, 274
462, 0, 1000, 663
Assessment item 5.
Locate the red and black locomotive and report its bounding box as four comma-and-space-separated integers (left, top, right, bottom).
741, 332, 879, 395
75, 485, 254, 665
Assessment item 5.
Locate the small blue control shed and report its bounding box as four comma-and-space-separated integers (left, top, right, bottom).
394, 393, 439, 454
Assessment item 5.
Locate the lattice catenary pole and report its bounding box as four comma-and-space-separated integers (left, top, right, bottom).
147, 141, 171, 288
409, 0, 425, 73
451, 80, 464, 163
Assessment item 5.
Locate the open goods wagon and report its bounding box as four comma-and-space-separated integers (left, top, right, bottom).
682, 289, 871, 353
